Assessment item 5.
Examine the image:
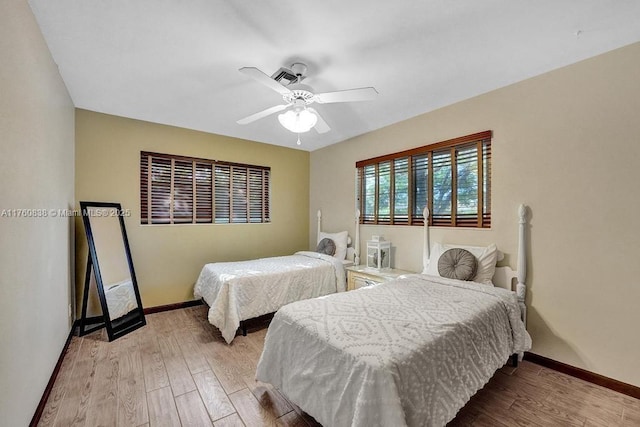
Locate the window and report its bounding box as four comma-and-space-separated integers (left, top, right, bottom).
140, 151, 270, 225
356, 131, 491, 227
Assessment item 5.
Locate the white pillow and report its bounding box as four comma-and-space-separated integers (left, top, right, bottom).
317, 231, 348, 260
425, 242, 498, 285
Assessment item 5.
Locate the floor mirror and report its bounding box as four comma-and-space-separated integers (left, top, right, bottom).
79, 201, 146, 341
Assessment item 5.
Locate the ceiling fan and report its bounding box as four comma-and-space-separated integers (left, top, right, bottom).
236, 62, 378, 142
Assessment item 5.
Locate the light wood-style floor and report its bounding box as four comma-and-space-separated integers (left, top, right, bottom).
37, 305, 640, 426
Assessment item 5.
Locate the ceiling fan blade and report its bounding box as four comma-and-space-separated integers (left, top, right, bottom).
237, 104, 289, 125
314, 87, 378, 104
308, 108, 330, 134
239, 67, 292, 96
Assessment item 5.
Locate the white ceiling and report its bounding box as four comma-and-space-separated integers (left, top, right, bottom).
29, 0, 640, 151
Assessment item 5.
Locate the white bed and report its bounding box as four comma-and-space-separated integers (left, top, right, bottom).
193, 210, 353, 344
256, 205, 532, 426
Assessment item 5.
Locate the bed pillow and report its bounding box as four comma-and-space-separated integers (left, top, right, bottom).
437, 248, 477, 281
425, 242, 498, 285
317, 231, 348, 260
316, 238, 336, 256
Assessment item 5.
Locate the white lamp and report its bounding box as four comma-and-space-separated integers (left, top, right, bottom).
278, 108, 317, 133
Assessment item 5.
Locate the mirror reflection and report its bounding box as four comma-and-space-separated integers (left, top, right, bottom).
80, 202, 145, 341
87, 209, 137, 321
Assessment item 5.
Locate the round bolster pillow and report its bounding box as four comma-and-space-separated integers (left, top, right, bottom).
316, 238, 336, 256
438, 248, 478, 281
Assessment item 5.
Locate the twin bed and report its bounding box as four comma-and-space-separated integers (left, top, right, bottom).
195, 205, 532, 426
257, 275, 529, 426
193, 210, 355, 343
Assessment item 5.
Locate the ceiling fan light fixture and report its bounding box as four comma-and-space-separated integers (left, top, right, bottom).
278, 108, 317, 133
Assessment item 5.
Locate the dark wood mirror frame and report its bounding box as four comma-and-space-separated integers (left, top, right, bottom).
79, 201, 146, 341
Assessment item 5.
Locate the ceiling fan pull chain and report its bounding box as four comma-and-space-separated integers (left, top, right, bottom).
296, 134, 302, 146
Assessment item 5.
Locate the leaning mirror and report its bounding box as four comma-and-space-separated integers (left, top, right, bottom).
79, 201, 145, 341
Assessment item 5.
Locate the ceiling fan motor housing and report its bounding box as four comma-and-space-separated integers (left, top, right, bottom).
283, 83, 315, 105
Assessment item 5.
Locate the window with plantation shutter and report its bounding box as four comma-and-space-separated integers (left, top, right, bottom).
356, 131, 491, 228
140, 151, 270, 225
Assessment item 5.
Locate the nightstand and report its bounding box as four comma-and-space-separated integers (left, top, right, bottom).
346, 265, 415, 291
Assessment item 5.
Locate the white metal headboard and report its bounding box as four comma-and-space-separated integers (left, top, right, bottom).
422, 205, 528, 324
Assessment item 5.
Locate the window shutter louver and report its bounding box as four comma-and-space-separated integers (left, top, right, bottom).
151, 157, 172, 224
141, 154, 149, 224
362, 165, 376, 224
483, 142, 492, 227
411, 154, 428, 225
248, 168, 265, 223
455, 144, 479, 227
173, 160, 194, 223
195, 162, 212, 223
214, 164, 231, 224
377, 161, 391, 223
393, 157, 409, 224
431, 150, 452, 226
140, 152, 269, 225
231, 165, 247, 223
263, 169, 271, 222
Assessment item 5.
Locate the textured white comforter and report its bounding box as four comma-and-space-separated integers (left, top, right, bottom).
256, 274, 532, 427
105, 278, 137, 321
193, 251, 345, 344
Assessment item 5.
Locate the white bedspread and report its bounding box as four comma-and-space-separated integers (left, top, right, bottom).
193, 251, 345, 344
256, 274, 531, 427
105, 278, 137, 321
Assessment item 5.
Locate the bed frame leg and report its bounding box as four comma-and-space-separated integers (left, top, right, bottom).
241, 321, 247, 336
511, 354, 519, 367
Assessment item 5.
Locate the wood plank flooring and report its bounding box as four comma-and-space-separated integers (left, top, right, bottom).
37, 305, 640, 426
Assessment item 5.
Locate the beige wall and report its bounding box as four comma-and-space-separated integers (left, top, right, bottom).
310, 42, 640, 387
0, 2, 75, 425
75, 110, 309, 310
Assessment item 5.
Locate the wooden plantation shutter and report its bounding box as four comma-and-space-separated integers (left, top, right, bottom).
248, 167, 269, 223
431, 149, 453, 226
147, 156, 172, 224
455, 143, 480, 227
482, 142, 492, 227
356, 131, 492, 228
214, 164, 231, 224
231, 165, 248, 223
377, 161, 392, 223
140, 152, 270, 225
411, 153, 428, 225
263, 168, 271, 221
361, 165, 377, 224
141, 155, 150, 221
173, 159, 193, 223
393, 157, 409, 224
195, 162, 213, 223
